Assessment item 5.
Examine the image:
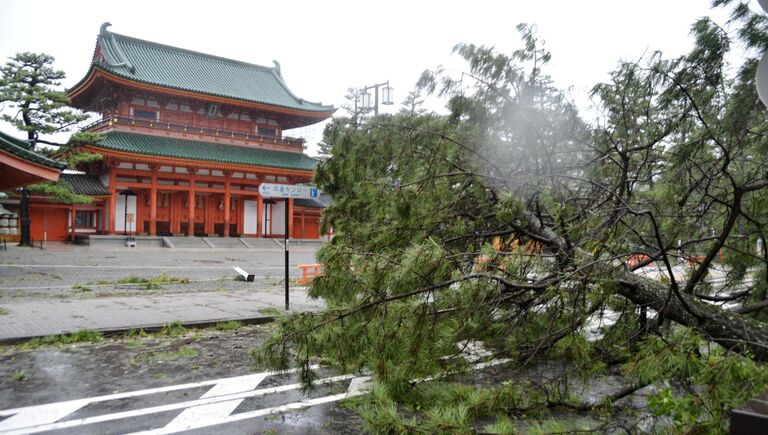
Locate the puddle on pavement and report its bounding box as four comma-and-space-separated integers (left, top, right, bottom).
0, 322, 659, 433
0, 325, 273, 409
0, 324, 368, 434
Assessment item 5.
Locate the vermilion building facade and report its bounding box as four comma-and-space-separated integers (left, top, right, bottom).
28, 24, 334, 242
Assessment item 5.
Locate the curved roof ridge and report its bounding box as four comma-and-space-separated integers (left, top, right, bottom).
105, 29, 278, 75
0, 130, 67, 170
268, 69, 326, 108
70, 24, 336, 124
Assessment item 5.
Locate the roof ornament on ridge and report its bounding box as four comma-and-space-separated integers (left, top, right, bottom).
68, 26, 335, 125
98, 22, 136, 74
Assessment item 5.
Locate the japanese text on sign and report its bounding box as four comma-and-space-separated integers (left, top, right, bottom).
258, 183, 320, 199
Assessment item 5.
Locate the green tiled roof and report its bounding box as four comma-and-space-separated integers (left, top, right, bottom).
95, 132, 318, 171
75, 24, 334, 115
0, 130, 67, 170
60, 173, 110, 196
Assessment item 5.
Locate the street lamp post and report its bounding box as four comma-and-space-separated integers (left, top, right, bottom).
359, 80, 394, 116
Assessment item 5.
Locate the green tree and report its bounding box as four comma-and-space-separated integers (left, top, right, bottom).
257, 8, 768, 433
399, 89, 427, 115
0, 53, 88, 144
0, 52, 102, 245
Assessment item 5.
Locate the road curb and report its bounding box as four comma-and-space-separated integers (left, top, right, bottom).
0, 315, 282, 346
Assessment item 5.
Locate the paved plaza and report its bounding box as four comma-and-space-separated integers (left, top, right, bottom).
0, 242, 325, 341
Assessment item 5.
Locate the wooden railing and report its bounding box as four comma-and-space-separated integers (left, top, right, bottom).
82, 116, 306, 147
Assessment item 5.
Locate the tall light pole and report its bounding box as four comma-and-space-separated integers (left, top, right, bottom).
359, 81, 394, 116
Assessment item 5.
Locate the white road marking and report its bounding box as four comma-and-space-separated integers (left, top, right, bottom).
0, 401, 90, 432
0, 359, 511, 435
0, 366, 318, 418
0, 264, 284, 270
161, 373, 268, 431
0, 278, 285, 291
0, 374, 352, 435
347, 376, 372, 394
129, 391, 366, 435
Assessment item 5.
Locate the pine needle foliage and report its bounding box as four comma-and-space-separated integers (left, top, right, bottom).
255, 4, 768, 432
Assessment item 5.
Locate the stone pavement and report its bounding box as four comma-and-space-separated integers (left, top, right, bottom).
0, 288, 324, 342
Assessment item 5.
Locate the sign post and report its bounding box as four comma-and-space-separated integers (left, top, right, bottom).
258, 183, 321, 310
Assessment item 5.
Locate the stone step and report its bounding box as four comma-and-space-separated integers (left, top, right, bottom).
241, 238, 284, 249
204, 237, 246, 248
163, 236, 209, 248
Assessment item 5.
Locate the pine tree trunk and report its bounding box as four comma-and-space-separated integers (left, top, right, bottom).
18, 188, 32, 247
616, 271, 768, 362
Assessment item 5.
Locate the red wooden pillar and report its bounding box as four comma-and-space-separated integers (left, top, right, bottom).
236, 197, 243, 236
170, 193, 180, 235
287, 198, 294, 239
108, 165, 117, 235
205, 196, 214, 236
70, 205, 76, 242
223, 172, 231, 237
301, 209, 306, 240
149, 165, 158, 236
256, 193, 263, 237
187, 169, 196, 236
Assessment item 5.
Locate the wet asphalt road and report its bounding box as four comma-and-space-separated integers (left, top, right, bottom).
0, 325, 365, 434
0, 243, 369, 434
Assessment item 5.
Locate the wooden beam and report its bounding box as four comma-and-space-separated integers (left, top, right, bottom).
80, 146, 315, 179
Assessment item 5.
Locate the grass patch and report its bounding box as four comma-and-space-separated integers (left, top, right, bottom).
134, 346, 199, 363
215, 320, 244, 331
90, 273, 190, 290
126, 328, 150, 338
159, 321, 187, 337
0, 307, 8, 315
258, 307, 283, 316
11, 370, 28, 382
72, 284, 92, 292
22, 328, 103, 349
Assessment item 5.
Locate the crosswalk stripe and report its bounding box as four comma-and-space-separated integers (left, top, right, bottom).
0, 358, 511, 434
127, 391, 368, 435
160, 373, 268, 431
0, 374, 355, 435
0, 366, 319, 418
0, 401, 90, 432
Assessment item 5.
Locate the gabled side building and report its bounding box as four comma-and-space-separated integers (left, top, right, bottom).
27, 23, 334, 242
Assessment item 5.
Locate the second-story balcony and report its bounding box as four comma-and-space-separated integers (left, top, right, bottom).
82, 115, 306, 152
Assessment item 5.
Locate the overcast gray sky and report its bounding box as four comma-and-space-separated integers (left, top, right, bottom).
0, 0, 741, 155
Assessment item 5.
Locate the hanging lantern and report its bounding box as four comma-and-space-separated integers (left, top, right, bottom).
360, 91, 372, 109
381, 84, 394, 105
